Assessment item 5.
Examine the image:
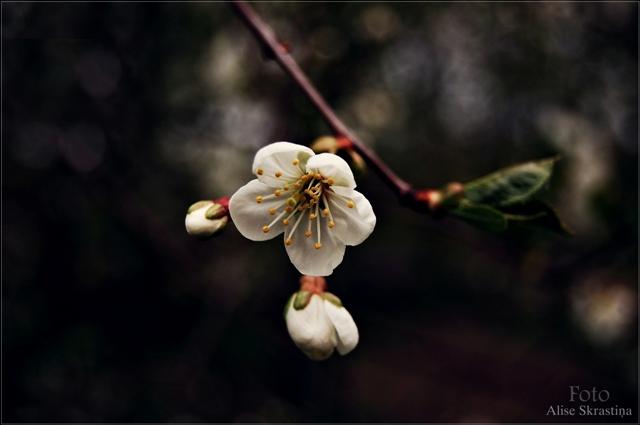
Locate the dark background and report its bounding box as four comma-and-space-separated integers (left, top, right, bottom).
2, 2, 638, 422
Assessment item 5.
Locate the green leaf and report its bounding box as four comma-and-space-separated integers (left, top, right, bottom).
293, 290, 313, 310
501, 201, 573, 235
449, 200, 508, 233
464, 157, 559, 207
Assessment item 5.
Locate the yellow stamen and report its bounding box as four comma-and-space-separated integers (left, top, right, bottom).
274, 189, 282, 197
347, 200, 355, 208
321, 208, 329, 217
315, 203, 321, 247
256, 168, 264, 175
255, 196, 263, 204
282, 218, 289, 225
262, 225, 270, 233
326, 178, 335, 185
285, 238, 293, 246
285, 206, 293, 213
328, 221, 336, 228
304, 230, 312, 237
269, 208, 277, 215
292, 159, 299, 166
286, 206, 307, 241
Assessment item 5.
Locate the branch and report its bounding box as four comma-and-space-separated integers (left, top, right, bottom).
230, 0, 423, 209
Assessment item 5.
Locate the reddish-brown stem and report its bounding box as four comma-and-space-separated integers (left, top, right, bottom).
213, 196, 230, 212
300, 275, 326, 294
230, 0, 418, 206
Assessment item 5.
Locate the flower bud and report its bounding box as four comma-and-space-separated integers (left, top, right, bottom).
185, 200, 228, 239
285, 278, 359, 361
348, 150, 367, 175
440, 182, 465, 207
310, 136, 339, 154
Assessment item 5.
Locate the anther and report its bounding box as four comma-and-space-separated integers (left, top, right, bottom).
286, 197, 297, 207
314, 242, 322, 249
315, 173, 322, 180
282, 218, 290, 225
285, 206, 293, 213
309, 213, 317, 220
256, 168, 264, 175
292, 159, 300, 166
285, 238, 294, 246
269, 208, 277, 215
328, 221, 336, 228
347, 200, 355, 208
255, 196, 263, 204
274, 189, 282, 197
262, 225, 270, 233
304, 230, 312, 237
326, 178, 335, 185
322, 208, 329, 217
275, 171, 283, 178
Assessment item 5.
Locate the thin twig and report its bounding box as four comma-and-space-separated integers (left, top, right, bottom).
230, 0, 422, 207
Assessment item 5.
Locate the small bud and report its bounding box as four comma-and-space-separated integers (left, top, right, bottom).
311, 136, 339, 154
441, 181, 465, 206
185, 200, 228, 239
445, 182, 465, 197
284, 277, 358, 361
348, 150, 367, 175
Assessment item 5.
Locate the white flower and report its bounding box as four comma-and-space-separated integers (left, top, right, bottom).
185, 200, 228, 238
229, 142, 376, 276
285, 291, 359, 361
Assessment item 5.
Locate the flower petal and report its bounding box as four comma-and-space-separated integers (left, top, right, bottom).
324, 300, 359, 355
286, 294, 336, 360
229, 179, 286, 241
252, 142, 314, 188
285, 211, 346, 276
306, 153, 356, 189
328, 189, 376, 246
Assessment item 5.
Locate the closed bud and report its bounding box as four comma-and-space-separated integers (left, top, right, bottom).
185, 200, 228, 239
440, 181, 465, 207
310, 136, 339, 154
284, 276, 359, 361
444, 182, 464, 198
348, 150, 367, 175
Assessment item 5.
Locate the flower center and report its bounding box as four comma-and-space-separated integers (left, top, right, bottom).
256, 169, 355, 249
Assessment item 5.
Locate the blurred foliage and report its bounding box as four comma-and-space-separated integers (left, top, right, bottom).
3, 2, 638, 422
